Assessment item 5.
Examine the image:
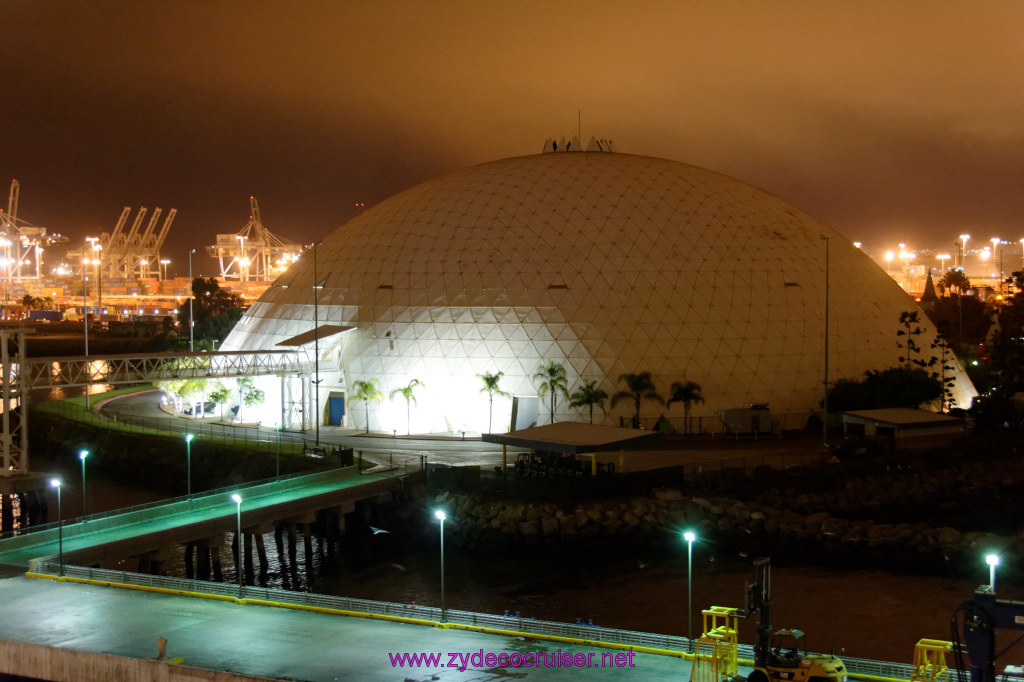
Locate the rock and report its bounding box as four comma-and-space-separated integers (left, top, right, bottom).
654, 488, 683, 501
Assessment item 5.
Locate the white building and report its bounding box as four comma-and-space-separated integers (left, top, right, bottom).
221, 150, 976, 434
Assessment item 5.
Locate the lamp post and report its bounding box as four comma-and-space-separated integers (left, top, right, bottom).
312, 242, 324, 446
188, 248, 196, 352
50, 479, 63, 576
435, 509, 446, 620
232, 494, 243, 595
159, 258, 170, 281
683, 530, 696, 644
185, 434, 194, 498
986, 553, 1000, 592
79, 450, 89, 518
960, 234, 970, 272
82, 267, 90, 409
820, 234, 830, 448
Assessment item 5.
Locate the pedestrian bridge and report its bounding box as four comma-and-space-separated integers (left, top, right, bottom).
0, 465, 413, 573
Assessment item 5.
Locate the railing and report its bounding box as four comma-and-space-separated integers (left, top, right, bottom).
34, 398, 311, 454
26, 559, 941, 681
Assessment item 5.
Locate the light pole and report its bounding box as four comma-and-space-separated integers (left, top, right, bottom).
435, 509, 446, 621
312, 242, 324, 446
232, 494, 244, 595
684, 530, 696, 644
82, 268, 90, 409
159, 258, 170, 281
185, 433, 194, 498
188, 248, 197, 352
79, 450, 89, 518
820, 234, 830, 447
986, 553, 1000, 592
50, 479, 63, 576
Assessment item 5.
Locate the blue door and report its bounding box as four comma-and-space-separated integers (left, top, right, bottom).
328, 397, 346, 425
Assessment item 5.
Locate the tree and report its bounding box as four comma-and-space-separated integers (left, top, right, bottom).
610, 371, 664, 428
389, 379, 424, 435
477, 371, 510, 433
533, 361, 569, 424
179, 277, 245, 348
666, 380, 704, 434
236, 377, 265, 422
896, 311, 932, 371
940, 269, 972, 296
568, 379, 608, 424
208, 382, 232, 420
351, 379, 384, 434
825, 367, 942, 411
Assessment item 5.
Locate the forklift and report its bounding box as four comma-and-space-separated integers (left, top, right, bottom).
734, 558, 848, 682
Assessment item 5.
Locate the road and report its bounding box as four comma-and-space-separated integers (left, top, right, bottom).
0, 573, 708, 681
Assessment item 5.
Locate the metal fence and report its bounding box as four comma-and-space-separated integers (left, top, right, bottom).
34, 399, 311, 454
27, 559, 941, 682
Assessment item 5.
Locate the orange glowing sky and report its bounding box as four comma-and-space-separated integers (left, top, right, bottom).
2, 1, 1023, 273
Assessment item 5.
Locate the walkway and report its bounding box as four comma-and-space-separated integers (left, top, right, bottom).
0, 574, 702, 681
0, 467, 394, 568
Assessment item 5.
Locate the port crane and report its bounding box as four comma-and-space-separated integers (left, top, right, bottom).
207, 196, 301, 281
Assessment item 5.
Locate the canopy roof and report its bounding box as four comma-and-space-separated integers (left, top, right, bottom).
482, 421, 662, 454
275, 324, 354, 348
841, 408, 959, 428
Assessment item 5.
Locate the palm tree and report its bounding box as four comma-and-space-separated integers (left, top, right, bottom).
351, 378, 384, 434
666, 380, 704, 434
533, 361, 569, 424
477, 371, 511, 433
610, 371, 663, 428
569, 379, 609, 424
389, 379, 425, 435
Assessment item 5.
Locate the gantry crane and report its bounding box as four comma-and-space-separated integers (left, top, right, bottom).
69, 205, 177, 279
0, 180, 67, 286
207, 196, 302, 281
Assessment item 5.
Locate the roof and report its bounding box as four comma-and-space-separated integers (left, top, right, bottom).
481, 421, 663, 455
275, 324, 354, 347
841, 408, 959, 427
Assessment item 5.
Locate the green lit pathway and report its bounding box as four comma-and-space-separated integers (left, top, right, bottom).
0, 467, 394, 567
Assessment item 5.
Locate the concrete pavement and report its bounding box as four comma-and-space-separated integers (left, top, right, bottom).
0, 574, 710, 681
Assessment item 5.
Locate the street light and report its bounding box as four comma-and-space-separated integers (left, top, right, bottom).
820, 234, 830, 448
159, 258, 170, 281
188, 248, 196, 352
683, 530, 696, 644
50, 479, 63, 576
986, 553, 1000, 592
312, 241, 324, 446
960, 234, 970, 271
185, 434, 194, 498
435, 509, 447, 621
232, 494, 244, 595
82, 266, 90, 409
79, 450, 89, 518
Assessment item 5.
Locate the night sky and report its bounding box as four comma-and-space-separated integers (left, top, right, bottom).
3, 1, 1023, 275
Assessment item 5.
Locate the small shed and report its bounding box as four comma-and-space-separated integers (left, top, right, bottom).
482, 422, 663, 475
839, 408, 963, 450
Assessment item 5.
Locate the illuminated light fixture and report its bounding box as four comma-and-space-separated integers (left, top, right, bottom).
986, 553, 1000, 591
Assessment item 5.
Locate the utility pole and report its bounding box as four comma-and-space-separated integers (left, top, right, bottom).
188, 248, 196, 352
820, 234, 830, 448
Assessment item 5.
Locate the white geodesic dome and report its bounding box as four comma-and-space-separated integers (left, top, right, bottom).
222, 151, 975, 434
